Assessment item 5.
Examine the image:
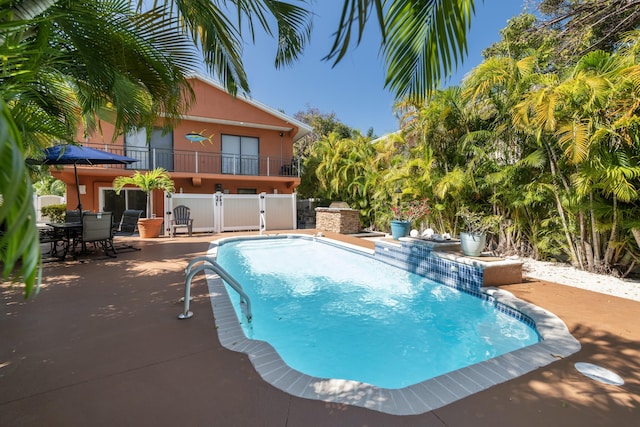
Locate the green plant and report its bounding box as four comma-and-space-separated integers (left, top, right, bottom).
40, 204, 66, 223
456, 206, 499, 235
391, 198, 430, 223
113, 168, 175, 217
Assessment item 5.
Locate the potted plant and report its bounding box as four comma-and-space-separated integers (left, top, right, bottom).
113, 168, 175, 238
390, 198, 430, 240
456, 206, 497, 256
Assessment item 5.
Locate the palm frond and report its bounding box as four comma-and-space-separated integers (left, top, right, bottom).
0, 99, 41, 297
556, 120, 590, 164
383, 0, 475, 101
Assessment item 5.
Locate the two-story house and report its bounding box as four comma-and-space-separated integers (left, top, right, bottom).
50, 73, 312, 224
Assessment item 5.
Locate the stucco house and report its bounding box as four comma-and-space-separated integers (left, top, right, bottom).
50, 73, 312, 223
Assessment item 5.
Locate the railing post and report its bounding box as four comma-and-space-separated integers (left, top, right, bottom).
195, 151, 199, 174
267, 156, 270, 176
259, 192, 266, 234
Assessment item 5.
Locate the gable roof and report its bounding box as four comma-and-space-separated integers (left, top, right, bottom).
186, 73, 312, 142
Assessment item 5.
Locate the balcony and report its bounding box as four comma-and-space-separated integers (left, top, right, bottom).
80, 143, 300, 177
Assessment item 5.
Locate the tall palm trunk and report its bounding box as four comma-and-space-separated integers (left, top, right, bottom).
604, 195, 618, 268
579, 209, 594, 271
544, 141, 583, 267
590, 192, 602, 270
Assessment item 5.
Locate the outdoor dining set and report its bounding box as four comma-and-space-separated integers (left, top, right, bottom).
40, 210, 142, 261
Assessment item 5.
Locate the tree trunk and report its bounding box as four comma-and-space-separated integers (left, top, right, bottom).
604, 195, 618, 268
579, 210, 594, 271
553, 188, 582, 268
590, 192, 602, 271
632, 228, 640, 250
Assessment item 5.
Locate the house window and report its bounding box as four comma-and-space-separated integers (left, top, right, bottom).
125, 127, 174, 171
101, 188, 147, 222
221, 134, 259, 175
237, 188, 257, 194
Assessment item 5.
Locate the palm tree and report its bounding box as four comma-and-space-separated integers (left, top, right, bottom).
1, 0, 197, 295
113, 168, 175, 219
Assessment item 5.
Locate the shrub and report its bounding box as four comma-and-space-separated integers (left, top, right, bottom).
41, 204, 66, 223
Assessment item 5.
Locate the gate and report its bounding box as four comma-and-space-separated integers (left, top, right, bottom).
165, 192, 296, 234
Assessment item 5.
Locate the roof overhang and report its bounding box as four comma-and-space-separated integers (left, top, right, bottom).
186, 73, 313, 142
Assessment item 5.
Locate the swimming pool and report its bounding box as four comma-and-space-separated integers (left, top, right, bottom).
205, 234, 580, 415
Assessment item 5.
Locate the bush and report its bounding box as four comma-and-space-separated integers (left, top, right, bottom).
41, 204, 66, 223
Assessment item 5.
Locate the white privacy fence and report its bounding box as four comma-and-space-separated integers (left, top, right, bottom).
165, 192, 296, 234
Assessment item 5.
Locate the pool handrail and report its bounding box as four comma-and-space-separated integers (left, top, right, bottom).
179, 256, 253, 322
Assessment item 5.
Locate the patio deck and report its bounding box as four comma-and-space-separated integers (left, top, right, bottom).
1, 232, 639, 426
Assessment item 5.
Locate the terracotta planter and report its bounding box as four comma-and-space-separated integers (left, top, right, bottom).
137, 218, 164, 238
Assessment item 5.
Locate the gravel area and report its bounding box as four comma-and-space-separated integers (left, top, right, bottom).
521, 258, 640, 302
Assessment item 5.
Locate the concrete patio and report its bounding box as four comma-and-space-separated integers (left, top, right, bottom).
1, 232, 639, 426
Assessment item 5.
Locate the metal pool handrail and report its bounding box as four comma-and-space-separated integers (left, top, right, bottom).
179, 256, 253, 322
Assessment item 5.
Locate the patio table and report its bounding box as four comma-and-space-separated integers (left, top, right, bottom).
46, 222, 83, 260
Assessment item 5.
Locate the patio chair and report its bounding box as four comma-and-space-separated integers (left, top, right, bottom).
169, 205, 193, 238
81, 212, 116, 258
112, 210, 143, 252
65, 210, 84, 223
113, 210, 143, 236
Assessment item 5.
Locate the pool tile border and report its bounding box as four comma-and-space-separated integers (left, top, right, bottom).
204, 234, 581, 416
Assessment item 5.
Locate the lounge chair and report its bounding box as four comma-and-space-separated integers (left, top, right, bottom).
112, 210, 143, 252
170, 205, 193, 237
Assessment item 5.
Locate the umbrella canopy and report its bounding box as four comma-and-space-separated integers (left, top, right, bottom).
31, 144, 138, 212
39, 145, 139, 165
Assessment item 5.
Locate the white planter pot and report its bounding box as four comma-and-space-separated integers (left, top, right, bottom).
460, 232, 486, 257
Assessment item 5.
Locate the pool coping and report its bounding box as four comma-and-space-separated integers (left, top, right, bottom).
204, 234, 581, 416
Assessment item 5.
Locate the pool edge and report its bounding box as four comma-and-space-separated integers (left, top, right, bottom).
204, 234, 581, 416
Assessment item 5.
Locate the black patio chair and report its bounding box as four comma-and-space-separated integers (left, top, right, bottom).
112, 210, 143, 252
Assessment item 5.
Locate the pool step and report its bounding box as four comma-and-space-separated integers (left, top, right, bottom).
374, 237, 522, 289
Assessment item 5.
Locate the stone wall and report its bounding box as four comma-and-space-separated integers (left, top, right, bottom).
315, 208, 360, 234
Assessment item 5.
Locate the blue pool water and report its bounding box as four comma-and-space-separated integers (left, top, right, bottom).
216, 237, 539, 389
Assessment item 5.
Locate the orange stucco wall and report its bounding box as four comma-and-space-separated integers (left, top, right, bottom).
57, 76, 303, 217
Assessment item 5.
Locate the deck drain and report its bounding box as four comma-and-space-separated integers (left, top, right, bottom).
575, 362, 624, 386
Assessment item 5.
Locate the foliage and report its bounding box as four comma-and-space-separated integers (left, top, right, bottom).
40, 204, 66, 223
113, 168, 175, 217
293, 106, 355, 158
33, 174, 66, 197
299, 18, 640, 275
456, 206, 498, 235
327, 0, 477, 101
391, 198, 430, 223
0, 98, 40, 297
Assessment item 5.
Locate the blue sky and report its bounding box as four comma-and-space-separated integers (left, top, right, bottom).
239, 1, 528, 136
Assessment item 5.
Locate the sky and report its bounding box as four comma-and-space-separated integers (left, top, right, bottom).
236, 1, 529, 136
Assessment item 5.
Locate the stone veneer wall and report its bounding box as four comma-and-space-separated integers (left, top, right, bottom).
315, 208, 360, 234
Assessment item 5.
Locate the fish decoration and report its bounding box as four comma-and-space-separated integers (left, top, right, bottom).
185, 130, 214, 144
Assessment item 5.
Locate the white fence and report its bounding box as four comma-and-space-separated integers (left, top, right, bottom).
165, 192, 296, 235
33, 195, 66, 223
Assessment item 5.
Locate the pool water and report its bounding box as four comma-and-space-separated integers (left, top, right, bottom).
216, 237, 539, 389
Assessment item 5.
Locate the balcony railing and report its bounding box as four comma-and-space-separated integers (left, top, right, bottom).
80, 143, 300, 177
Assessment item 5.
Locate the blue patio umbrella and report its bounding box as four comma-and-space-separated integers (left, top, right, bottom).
31, 144, 138, 212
